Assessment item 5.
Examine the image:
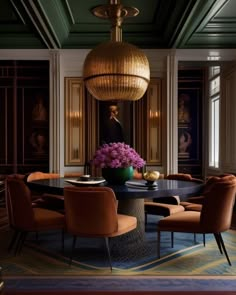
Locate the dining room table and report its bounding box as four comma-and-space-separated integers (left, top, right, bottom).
27, 177, 204, 258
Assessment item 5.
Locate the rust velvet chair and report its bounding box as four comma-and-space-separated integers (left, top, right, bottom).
181, 174, 236, 211
144, 174, 200, 226
64, 186, 137, 270
27, 171, 64, 211
144, 173, 192, 223
6, 178, 65, 254
144, 173, 198, 245
157, 176, 236, 265
27, 171, 60, 182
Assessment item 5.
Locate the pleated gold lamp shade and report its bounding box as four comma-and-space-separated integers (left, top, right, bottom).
83, 1, 150, 101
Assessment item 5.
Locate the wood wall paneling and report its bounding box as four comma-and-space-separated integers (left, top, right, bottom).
0, 61, 49, 175
178, 68, 204, 178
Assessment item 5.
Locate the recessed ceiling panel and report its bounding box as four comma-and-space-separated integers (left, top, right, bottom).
0, 0, 236, 49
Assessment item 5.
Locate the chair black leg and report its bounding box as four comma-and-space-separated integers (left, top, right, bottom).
213, 233, 223, 254
104, 237, 112, 272
14, 231, 27, 255
14, 231, 23, 255
218, 232, 231, 266
194, 233, 206, 245
17, 231, 28, 254
69, 236, 77, 266
8, 230, 19, 252
157, 230, 161, 258
171, 232, 174, 248
194, 233, 197, 244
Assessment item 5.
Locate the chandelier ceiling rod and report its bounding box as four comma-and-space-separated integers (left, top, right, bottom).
92, 0, 139, 42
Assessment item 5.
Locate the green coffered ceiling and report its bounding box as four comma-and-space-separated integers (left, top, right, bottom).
0, 0, 236, 49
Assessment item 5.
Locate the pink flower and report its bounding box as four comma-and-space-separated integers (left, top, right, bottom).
93, 142, 145, 169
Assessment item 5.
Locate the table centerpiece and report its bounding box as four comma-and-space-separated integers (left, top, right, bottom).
93, 142, 145, 185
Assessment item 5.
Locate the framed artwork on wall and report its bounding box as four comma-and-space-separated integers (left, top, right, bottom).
24, 89, 49, 163
98, 101, 133, 146
178, 88, 201, 162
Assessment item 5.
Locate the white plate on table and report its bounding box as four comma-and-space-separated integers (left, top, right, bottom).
65, 178, 106, 186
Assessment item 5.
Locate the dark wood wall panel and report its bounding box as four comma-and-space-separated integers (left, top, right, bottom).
178, 68, 205, 178
0, 61, 49, 175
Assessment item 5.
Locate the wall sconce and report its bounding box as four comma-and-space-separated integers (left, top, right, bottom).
68, 111, 82, 127
83, 0, 150, 101
149, 110, 159, 127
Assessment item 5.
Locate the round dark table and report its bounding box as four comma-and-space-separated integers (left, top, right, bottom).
27, 177, 203, 200
27, 178, 203, 230
27, 178, 204, 256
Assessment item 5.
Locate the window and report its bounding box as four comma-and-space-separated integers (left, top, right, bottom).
209, 66, 220, 168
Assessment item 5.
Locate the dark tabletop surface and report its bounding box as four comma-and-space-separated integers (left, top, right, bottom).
27, 178, 204, 200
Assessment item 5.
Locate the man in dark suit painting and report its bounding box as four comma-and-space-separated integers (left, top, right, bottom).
101, 104, 124, 144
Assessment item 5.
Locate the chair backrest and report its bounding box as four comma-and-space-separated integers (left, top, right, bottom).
64, 186, 118, 236
27, 171, 60, 182
7, 178, 35, 230
201, 177, 236, 233
203, 174, 236, 195
166, 173, 192, 181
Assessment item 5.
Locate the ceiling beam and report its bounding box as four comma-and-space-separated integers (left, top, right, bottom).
11, 0, 72, 49
173, 0, 229, 48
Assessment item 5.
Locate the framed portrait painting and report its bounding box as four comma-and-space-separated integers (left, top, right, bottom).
178, 88, 201, 161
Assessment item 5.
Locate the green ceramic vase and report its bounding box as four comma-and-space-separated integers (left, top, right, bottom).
102, 167, 134, 185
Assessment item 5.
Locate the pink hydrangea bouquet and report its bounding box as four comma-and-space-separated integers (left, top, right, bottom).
93, 142, 145, 169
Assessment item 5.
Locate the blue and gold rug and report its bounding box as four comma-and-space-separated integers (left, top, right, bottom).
1, 216, 236, 292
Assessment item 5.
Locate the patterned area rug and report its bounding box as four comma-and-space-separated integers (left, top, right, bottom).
1, 216, 236, 292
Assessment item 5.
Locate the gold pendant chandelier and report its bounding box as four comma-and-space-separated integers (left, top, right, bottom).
83, 0, 150, 101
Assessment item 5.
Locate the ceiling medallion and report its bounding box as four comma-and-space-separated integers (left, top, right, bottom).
83, 0, 150, 101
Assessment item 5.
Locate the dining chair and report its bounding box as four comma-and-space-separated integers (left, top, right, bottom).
144, 174, 190, 246
144, 173, 205, 245
27, 171, 64, 212
181, 174, 236, 210
157, 176, 236, 265
144, 174, 197, 228
180, 174, 236, 245
63, 186, 137, 271
6, 178, 65, 255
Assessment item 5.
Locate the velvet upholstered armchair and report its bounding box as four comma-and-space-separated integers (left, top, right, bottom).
157, 176, 236, 265
144, 173, 202, 245
144, 173, 203, 223
27, 171, 64, 212
6, 178, 65, 254
63, 186, 137, 271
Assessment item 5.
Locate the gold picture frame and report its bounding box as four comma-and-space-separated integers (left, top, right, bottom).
64, 77, 85, 165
